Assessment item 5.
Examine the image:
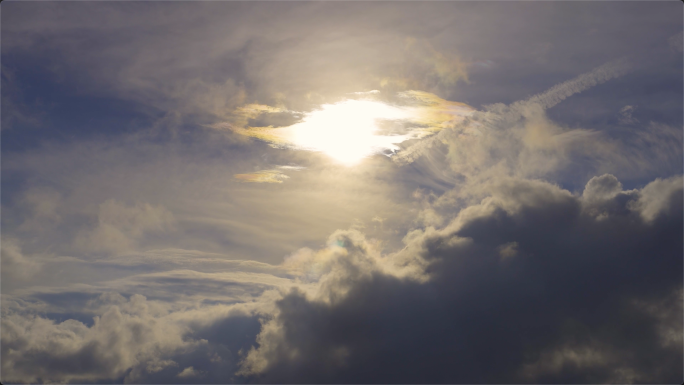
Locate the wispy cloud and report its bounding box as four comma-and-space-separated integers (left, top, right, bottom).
393, 57, 635, 168
378, 37, 470, 93
618, 105, 638, 125
234, 170, 291, 184
234, 166, 304, 184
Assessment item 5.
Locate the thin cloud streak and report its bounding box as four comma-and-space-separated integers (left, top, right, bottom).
393, 56, 635, 167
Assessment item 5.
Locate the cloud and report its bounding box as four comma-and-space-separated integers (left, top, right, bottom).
2, 131, 417, 265
12, 188, 63, 235
0, 266, 288, 384
101, 269, 294, 305
1, 238, 42, 284
379, 37, 469, 92
393, 98, 680, 195
234, 165, 305, 184
177, 366, 204, 378
1, 294, 200, 383
618, 105, 638, 125
1, 252, 295, 318
1, 3, 680, 384
74, 200, 176, 255
398, 90, 475, 135
234, 170, 290, 184
520, 57, 633, 111
497, 241, 518, 259
224, 93, 475, 167
629, 175, 684, 223
237, 175, 682, 383
393, 56, 635, 169
2, 173, 680, 383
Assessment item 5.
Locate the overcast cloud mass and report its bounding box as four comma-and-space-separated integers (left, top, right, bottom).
1, 1, 682, 384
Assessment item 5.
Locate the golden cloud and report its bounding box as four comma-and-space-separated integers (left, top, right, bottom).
234, 169, 290, 184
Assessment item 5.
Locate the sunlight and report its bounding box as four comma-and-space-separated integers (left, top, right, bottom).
228, 92, 476, 167
284, 100, 412, 165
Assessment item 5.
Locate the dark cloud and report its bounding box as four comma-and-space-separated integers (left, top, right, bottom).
239, 176, 682, 383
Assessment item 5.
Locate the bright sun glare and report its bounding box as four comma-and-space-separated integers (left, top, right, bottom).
283, 100, 412, 165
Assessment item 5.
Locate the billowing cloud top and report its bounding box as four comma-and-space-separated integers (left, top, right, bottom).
2, 1, 682, 384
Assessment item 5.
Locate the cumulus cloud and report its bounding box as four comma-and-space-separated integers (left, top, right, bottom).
1, 294, 199, 383
0, 281, 283, 384
237, 175, 682, 383
629, 175, 684, 223
177, 366, 204, 378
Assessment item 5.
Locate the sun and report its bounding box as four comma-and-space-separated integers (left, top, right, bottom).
281, 99, 412, 165
229, 92, 475, 166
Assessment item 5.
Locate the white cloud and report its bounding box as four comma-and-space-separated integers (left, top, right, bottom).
1, 294, 201, 383
630, 175, 684, 223
177, 366, 203, 378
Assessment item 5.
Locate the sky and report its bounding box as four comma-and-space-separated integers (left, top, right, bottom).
1, 1, 682, 383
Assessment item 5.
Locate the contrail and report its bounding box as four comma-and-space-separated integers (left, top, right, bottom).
515, 56, 633, 111
393, 56, 634, 166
